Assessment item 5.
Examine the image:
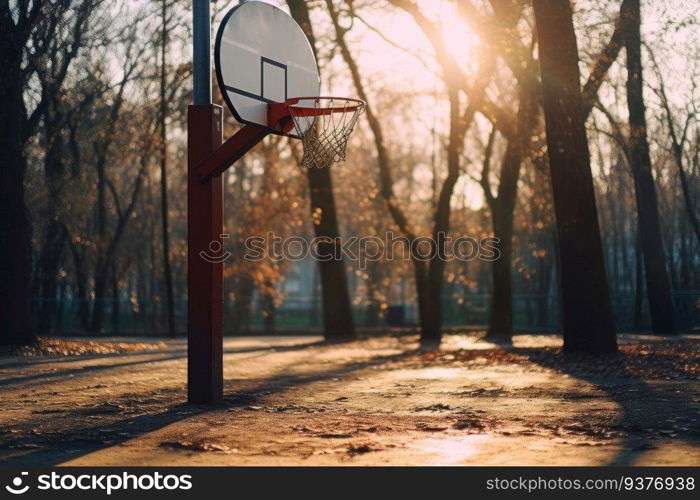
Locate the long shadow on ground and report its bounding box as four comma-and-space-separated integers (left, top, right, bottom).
520, 340, 700, 465
0, 340, 328, 388
0, 346, 416, 466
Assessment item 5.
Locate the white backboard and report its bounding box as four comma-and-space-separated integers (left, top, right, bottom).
214, 1, 320, 135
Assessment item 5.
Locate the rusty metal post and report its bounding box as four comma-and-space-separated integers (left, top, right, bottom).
187, 104, 224, 404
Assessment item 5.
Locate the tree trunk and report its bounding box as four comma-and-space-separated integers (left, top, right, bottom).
622, 0, 675, 334
91, 160, 108, 334
160, 0, 176, 338
136, 247, 149, 330
674, 142, 700, 246
307, 167, 355, 341
365, 302, 380, 328
0, 31, 34, 346
69, 239, 90, 331
90, 118, 109, 334
91, 260, 109, 334
486, 141, 522, 340
55, 279, 66, 335
679, 216, 691, 288
537, 251, 554, 327
421, 87, 463, 346
232, 275, 254, 336
111, 266, 120, 335
489, 210, 514, 337
309, 264, 320, 327
149, 205, 158, 334
90, 140, 147, 334
633, 225, 644, 330
533, 0, 617, 353
262, 284, 276, 333
287, 0, 355, 341
37, 220, 67, 334
364, 260, 381, 327
37, 113, 68, 334
413, 260, 437, 341
326, 0, 443, 344
484, 84, 534, 340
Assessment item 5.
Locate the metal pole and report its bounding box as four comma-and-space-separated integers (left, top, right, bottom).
193, 0, 211, 105
189, 0, 221, 404
187, 105, 224, 404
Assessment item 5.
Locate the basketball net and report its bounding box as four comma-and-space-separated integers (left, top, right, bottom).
287, 97, 365, 169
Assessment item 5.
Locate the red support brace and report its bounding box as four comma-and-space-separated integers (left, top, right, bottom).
196, 124, 269, 182
188, 104, 288, 404
187, 110, 270, 405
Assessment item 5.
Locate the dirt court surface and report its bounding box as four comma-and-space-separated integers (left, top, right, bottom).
0, 333, 698, 466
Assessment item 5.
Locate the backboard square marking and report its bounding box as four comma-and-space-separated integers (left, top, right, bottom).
261, 57, 287, 103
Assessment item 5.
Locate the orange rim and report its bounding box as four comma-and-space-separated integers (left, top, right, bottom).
285, 96, 365, 117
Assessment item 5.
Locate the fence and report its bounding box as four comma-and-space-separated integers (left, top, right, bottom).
31, 291, 699, 336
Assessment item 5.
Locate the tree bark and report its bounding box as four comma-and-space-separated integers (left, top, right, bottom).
0, 21, 35, 345
633, 225, 644, 330
537, 250, 554, 327
325, 1, 420, 337
488, 201, 515, 337
68, 236, 90, 331
37, 107, 69, 334
622, 0, 675, 333
231, 275, 254, 336
421, 87, 463, 344
91, 153, 149, 333
668, 120, 700, 246
37, 220, 67, 334
485, 126, 525, 339
580, 0, 633, 119
412, 260, 433, 338
533, 0, 617, 353
111, 265, 120, 335
160, 0, 176, 338
91, 262, 108, 333
91, 144, 109, 333
309, 264, 320, 327
262, 281, 277, 333
306, 167, 356, 340
287, 0, 355, 341
364, 259, 381, 327
461, 0, 632, 341
482, 80, 536, 340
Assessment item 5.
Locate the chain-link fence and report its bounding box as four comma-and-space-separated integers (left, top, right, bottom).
31, 291, 699, 336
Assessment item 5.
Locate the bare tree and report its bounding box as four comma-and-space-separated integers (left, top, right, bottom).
647, 46, 699, 245
533, 0, 617, 353
89, 26, 151, 333
459, 0, 634, 339
0, 0, 101, 345
32, 1, 101, 335
455, 0, 541, 341
159, 0, 176, 338
331, 0, 493, 345
286, 0, 355, 341
0, 1, 39, 345
580, 0, 633, 119
622, 0, 676, 334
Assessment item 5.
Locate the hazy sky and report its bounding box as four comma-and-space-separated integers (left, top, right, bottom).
212, 0, 697, 210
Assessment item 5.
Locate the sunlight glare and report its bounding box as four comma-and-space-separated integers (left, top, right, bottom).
414, 436, 488, 465
440, 14, 480, 72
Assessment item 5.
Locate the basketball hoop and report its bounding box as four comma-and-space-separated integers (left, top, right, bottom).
283, 97, 365, 169
192, 1, 365, 403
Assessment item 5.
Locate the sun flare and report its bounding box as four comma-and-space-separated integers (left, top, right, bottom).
439, 12, 480, 71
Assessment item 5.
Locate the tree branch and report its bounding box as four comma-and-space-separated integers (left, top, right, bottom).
581, 0, 632, 120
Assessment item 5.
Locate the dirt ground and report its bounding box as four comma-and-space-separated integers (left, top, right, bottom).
0, 333, 698, 466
